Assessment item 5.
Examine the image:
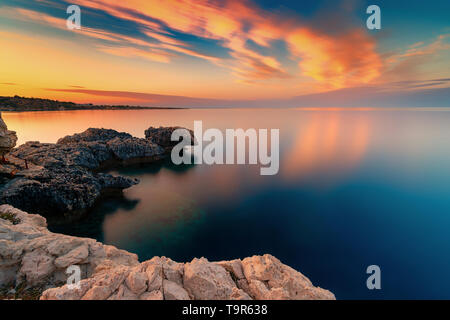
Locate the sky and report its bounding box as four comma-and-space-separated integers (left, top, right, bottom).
0, 0, 449, 107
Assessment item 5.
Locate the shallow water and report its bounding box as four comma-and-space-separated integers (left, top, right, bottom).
4, 108, 450, 299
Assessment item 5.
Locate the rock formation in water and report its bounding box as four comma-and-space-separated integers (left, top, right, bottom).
0, 205, 335, 300
145, 126, 195, 153
0, 112, 17, 160
0, 127, 191, 218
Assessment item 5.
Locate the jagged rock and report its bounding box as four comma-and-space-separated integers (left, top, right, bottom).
106, 137, 164, 163
82, 284, 114, 300
40, 251, 334, 300
0, 205, 138, 292
57, 128, 132, 145
160, 256, 184, 285
19, 248, 55, 286
163, 279, 190, 300
0, 113, 17, 157
1, 202, 336, 300
145, 126, 195, 153
140, 290, 163, 300
216, 259, 246, 280
109, 283, 139, 300
12, 129, 165, 170
125, 270, 148, 295
10, 141, 100, 169
54, 244, 89, 268
184, 257, 240, 300
241, 255, 335, 300
144, 261, 163, 291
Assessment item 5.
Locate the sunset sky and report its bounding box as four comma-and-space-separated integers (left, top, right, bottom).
0, 0, 449, 107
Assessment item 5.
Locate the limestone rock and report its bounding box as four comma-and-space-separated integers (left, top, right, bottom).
183, 257, 239, 300
125, 270, 148, 295
216, 259, 245, 280
54, 244, 89, 268
163, 279, 190, 300
19, 248, 55, 285
241, 254, 335, 300
140, 290, 163, 300
82, 284, 114, 300
230, 287, 252, 300
0, 204, 335, 300
0, 204, 138, 294
144, 263, 163, 292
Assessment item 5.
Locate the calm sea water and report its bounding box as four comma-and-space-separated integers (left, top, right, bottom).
4, 108, 450, 299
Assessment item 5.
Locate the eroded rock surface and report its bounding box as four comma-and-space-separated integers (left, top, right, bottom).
41, 254, 335, 300
41, 254, 335, 301
145, 126, 195, 153
0, 205, 138, 293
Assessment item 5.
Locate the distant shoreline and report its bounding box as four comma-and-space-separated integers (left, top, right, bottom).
0, 107, 186, 112
0, 95, 186, 111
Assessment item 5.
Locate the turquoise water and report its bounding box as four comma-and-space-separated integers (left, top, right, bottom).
8, 108, 450, 299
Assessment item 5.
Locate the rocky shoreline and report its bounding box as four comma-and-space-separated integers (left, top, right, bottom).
0, 126, 192, 220
0, 119, 335, 300
0, 205, 335, 300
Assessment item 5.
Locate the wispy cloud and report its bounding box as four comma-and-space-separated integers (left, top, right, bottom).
383, 34, 450, 81
2, 0, 383, 87
77, 0, 381, 86
44, 87, 229, 106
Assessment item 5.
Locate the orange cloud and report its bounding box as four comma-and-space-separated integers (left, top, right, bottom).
71, 0, 382, 86
288, 28, 382, 88
2, 0, 383, 90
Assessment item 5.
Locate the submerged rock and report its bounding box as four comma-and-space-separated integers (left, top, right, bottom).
0, 126, 188, 217
0, 205, 335, 300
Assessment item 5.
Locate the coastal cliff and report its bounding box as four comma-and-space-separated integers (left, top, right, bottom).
0, 205, 335, 300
